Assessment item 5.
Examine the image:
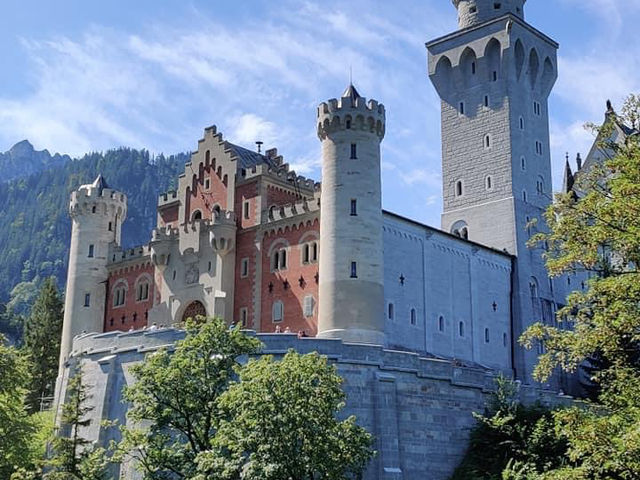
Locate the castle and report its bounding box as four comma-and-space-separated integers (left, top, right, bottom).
56, 1, 593, 478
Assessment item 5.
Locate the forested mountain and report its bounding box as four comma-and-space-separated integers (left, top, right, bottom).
0, 144, 188, 305
0, 140, 71, 182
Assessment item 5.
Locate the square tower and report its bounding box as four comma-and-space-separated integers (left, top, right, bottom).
427, 1, 559, 383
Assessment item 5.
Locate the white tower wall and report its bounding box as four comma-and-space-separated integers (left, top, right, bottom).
59, 177, 127, 369
317, 87, 386, 345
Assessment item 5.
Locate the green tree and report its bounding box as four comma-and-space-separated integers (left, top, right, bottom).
516, 95, 640, 479
0, 335, 43, 477
116, 318, 262, 479
451, 376, 568, 480
23, 277, 64, 412
46, 367, 108, 480
196, 350, 375, 480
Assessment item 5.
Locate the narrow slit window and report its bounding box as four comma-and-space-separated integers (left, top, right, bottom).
410, 308, 417, 325
88, 244, 94, 258
108, 222, 113, 231
471, 61, 476, 75
492, 70, 498, 81
350, 199, 357, 216
350, 143, 357, 159
484, 95, 489, 107
438, 316, 445, 332
456, 181, 463, 197
485, 328, 490, 343
459, 102, 465, 115
388, 303, 394, 320
350, 262, 357, 278
84, 293, 90, 307
243, 201, 250, 219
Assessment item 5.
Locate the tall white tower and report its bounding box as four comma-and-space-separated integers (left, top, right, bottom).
59, 176, 127, 368
317, 85, 386, 345
428, 0, 559, 382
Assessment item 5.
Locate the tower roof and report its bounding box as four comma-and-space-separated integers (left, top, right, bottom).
341, 83, 362, 104
562, 158, 574, 194
91, 174, 110, 193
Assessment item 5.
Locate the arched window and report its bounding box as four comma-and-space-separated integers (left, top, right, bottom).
388, 303, 395, 320
311, 242, 318, 262
455, 180, 463, 197
536, 176, 544, 194
136, 279, 150, 302
484, 134, 492, 149
113, 283, 127, 307
519, 116, 525, 130
438, 316, 445, 332
410, 308, 417, 325
459, 321, 465, 337
192, 210, 202, 221
451, 220, 469, 239
486, 176, 493, 190
272, 300, 284, 323
271, 245, 288, 271
303, 244, 310, 264
303, 295, 315, 317
92, 205, 97, 213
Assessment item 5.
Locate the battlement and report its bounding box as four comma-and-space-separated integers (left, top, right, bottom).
267, 197, 320, 223
452, 0, 525, 28
239, 152, 319, 192
107, 244, 152, 266
317, 95, 385, 140
157, 190, 179, 208
70, 187, 127, 219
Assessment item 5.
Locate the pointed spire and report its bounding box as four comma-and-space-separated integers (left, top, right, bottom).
562, 154, 574, 193
91, 174, 109, 193
342, 83, 361, 106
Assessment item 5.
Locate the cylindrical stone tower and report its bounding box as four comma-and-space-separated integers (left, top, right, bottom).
453, 0, 525, 28
317, 85, 386, 345
59, 175, 127, 368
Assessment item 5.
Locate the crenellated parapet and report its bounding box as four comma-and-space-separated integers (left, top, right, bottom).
70, 185, 127, 221
157, 190, 179, 208
150, 210, 237, 265
266, 197, 320, 223
107, 244, 152, 266
317, 93, 386, 140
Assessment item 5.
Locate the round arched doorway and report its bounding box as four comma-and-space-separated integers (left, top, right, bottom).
182, 300, 207, 322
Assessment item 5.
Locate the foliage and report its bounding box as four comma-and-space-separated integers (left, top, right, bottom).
451, 376, 568, 480
0, 335, 44, 477
23, 277, 64, 412
46, 367, 108, 480
195, 350, 375, 480
0, 146, 187, 311
515, 94, 640, 479
115, 318, 262, 479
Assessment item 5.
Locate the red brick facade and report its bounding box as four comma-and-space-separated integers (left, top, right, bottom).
260, 219, 319, 336
104, 262, 155, 332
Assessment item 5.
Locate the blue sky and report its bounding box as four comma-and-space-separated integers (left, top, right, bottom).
1, 0, 639, 227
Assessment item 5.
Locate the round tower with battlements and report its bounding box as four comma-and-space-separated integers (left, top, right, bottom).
453, 0, 525, 28
316, 84, 386, 345
59, 176, 127, 369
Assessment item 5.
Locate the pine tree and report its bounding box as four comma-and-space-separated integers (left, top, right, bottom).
46, 367, 107, 480
23, 277, 63, 412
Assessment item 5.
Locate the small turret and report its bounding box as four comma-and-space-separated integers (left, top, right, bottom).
59, 176, 127, 369
453, 0, 525, 28
316, 84, 386, 345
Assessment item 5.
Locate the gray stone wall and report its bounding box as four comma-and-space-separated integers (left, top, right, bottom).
58, 329, 572, 480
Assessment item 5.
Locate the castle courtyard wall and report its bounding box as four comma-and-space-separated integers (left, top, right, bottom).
62, 329, 571, 480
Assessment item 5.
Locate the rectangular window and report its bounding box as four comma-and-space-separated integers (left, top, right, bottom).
240, 307, 248, 327
484, 95, 489, 107
241, 258, 249, 278
205, 178, 211, 190
350, 199, 357, 216
108, 222, 112, 232
350, 261, 357, 278
243, 201, 250, 219
492, 70, 498, 81
303, 295, 315, 317
88, 244, 94, 258
350, 143, 357, 159
84, 293, 90, 307
459, 102, 465, 115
